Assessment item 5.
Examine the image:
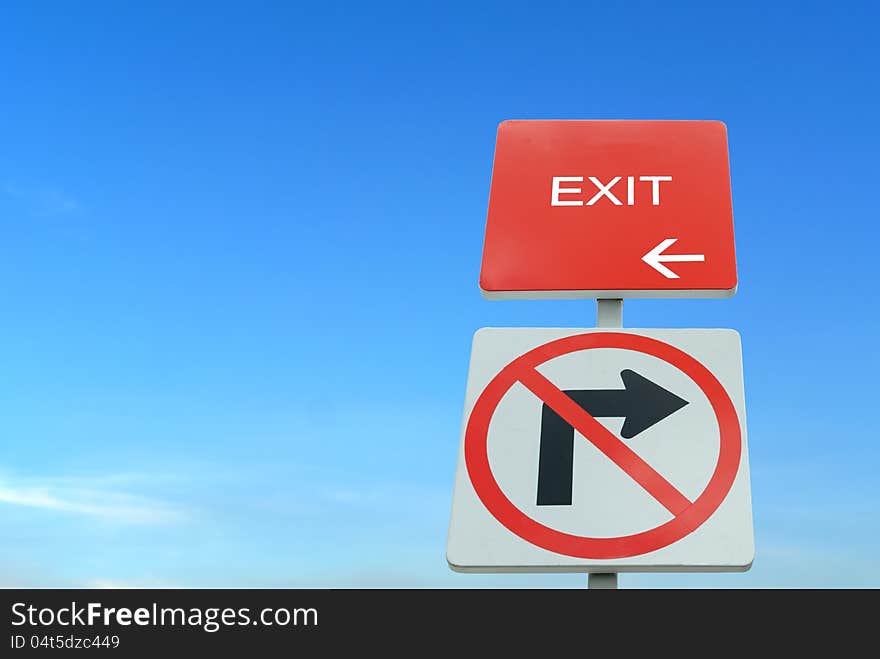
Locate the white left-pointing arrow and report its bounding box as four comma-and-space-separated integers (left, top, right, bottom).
642, 238, 705, 279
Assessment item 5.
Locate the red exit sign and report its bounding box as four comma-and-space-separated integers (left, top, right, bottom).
479, 120, 738, 298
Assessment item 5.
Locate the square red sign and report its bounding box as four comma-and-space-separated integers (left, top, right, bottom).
479, 120, 737, 298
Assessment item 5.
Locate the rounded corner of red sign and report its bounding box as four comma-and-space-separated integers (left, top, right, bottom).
481, 120, 738, 298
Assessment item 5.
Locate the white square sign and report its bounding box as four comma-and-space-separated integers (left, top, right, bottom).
447, 328, 754, 572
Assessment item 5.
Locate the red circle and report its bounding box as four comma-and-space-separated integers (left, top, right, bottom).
464, 332, 742, 559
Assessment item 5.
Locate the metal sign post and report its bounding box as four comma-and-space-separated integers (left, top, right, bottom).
592, 298, 622, 589
596, 298, 623, 329
588, 573, 618, 589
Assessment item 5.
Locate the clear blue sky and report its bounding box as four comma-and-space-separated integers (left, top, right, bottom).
1, 1, 877, 587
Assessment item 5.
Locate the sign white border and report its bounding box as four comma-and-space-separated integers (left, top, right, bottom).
447, 328, 754, 573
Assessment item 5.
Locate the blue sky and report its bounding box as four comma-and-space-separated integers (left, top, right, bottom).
0, 1, 878, 587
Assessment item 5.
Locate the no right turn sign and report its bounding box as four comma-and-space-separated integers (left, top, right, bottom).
446, 328, 754, 572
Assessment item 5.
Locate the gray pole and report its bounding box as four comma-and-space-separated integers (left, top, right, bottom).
590, 298, 623, 589
596, 298, 623, 328
588, 573, 618, 589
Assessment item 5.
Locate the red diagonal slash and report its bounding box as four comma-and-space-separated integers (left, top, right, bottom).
517, 366, 692, 516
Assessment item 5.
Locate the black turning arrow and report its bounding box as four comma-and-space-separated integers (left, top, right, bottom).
536, 369, 688, 506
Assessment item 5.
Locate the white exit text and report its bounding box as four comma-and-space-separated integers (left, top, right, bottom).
551, 176, 672, 206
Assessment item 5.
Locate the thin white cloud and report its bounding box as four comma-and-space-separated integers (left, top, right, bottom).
0, 477, 187, 525
1, 181, 84, 216
39, 189, 83, 216
83, 580, 181, 589
319, 482, 447, 510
